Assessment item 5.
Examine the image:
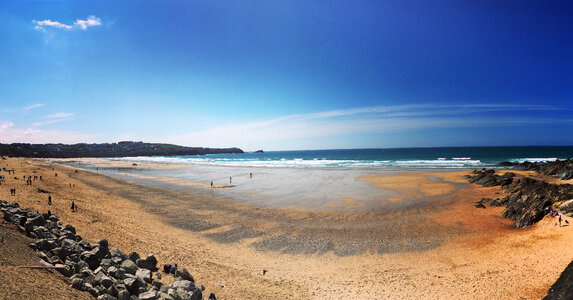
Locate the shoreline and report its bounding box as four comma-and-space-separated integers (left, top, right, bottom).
2, 157, 573, 298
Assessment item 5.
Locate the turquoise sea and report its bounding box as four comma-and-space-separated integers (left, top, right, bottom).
111, 146, 573, 169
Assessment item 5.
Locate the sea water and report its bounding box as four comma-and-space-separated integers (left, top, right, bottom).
110, 146, 573, 169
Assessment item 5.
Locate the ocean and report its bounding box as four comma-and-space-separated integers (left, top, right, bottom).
109, 146, 573, 170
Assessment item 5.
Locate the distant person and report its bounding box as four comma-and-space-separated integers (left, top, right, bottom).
211, 181, 213, 188
71, 201, 76, 212
48, 195, 52, 205
230, 177, 232, 184
170, 264, 177, 274
209, 293, 217, 300
559, 215, 563, 227
55, 173, 57, 177
250, 173, 252, 179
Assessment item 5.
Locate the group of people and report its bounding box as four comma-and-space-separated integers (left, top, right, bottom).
10, 188, 16, 196
547, 207, 568, 227
162, 263, 178, 274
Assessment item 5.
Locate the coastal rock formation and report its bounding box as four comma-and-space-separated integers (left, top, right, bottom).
466, 170, 573, 227
544, 260, 573, 300
466, 169, 515, 187
0, 200, 204, 300
499, 159, 573, 181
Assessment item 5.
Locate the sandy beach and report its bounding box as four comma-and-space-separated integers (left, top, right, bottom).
2, 157, 573, 299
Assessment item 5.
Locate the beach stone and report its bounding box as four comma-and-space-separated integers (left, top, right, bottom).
75, 260, 89, 273
82, 252, 102, 270
172, 280, 193, 291
98, 239, 109, 250
124, 277, 145, 295
107, 284, 119, 297
56, 263, 73, 277
61, 238, 77, 249
97, 294, 117, 300
157, 293, 175, 300
64, 224, 76, 234
174, 268, 194, 282
71, 278, 85, 290
152, 280, 164, 290
189, 289, 202, 300
117, 289, 130, 300
136, 268, 152, 283
108, 266, 126, 279
160, 285, 170, 294
95, 272, 115, 288
136, 254, 158, 271
139, 290, 158, 300
48, 255, 63, 265
128, 252, 140, 262
36, 239, 57, 251
121, 259, 138, 275
51, 247, 71, 260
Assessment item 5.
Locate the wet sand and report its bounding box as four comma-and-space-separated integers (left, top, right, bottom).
2, 158, 573, 299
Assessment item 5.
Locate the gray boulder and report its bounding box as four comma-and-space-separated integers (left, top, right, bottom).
71, 278, 85, 290
117, 290, 130, 300
139, 290, 158, 300
174, 268, 194, 282
136, 254, 158, 271
121, 259, 138, 275
128, 252, 140, 262
172, 280, 193, 291
95, 272, 114, 288
136, 268, 152, 283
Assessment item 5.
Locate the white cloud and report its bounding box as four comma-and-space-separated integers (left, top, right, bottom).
44, 112, 74, 119
32, 19, 72, 31
1, 122, 14, 130
23, 103, 45, 111
160, 103, 570, 149
31, 112, 75, 127
33, 16, 101, 31
0, 121, 97, 144
74, 16, 101, 30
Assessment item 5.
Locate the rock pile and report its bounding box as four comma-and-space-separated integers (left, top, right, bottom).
466, 170, 573, 228
1, 200, 204, 300
499, 159, 573, 181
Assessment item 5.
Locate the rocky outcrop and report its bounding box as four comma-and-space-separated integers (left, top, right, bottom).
467, 170, 573, 227
544, 260, 573, 299
465, 169, 515, 187
0, 200, 204, 300
498, 159, 573, 181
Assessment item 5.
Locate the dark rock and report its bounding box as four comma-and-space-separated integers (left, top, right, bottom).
174, 268, 194, 282
139, 290, 158, 300
135, 268, 152, 283
64, 224, 76, 234
474, 203, 486, 209
71, 278, 85, 290
136, 254, 158, 271
82, 252, 102, 270
97, 294, 117, 300
117, 290, 130, 300
124, 277, 145, 295
121, 259, 138, 275
128, 252, 140, 262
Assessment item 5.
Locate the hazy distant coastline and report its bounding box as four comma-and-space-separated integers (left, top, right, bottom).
0, 141, 244, 158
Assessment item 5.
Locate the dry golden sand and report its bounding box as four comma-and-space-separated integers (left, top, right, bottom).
1, 158, 573, 299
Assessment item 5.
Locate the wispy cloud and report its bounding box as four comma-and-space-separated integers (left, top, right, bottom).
0, 120, 96, 144
74, 16, 101, 30
31, 112, 75, 127
33, 16, 101, 31
161, 103, 571, 149
44, 112, 74, 119
23, 103, 45, 111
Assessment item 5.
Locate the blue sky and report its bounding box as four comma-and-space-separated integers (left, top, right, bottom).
1, 1, 572, 150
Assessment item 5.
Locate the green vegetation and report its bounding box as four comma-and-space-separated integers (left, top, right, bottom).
0, 141, 243, 158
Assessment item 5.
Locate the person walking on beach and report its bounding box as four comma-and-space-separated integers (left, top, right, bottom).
230, 177, 232, 184
250, 172, 252, 179
48, 195, 52, 205
559, 214, 563, 227
211, 181, 213, 188
71, 201, 76, 212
